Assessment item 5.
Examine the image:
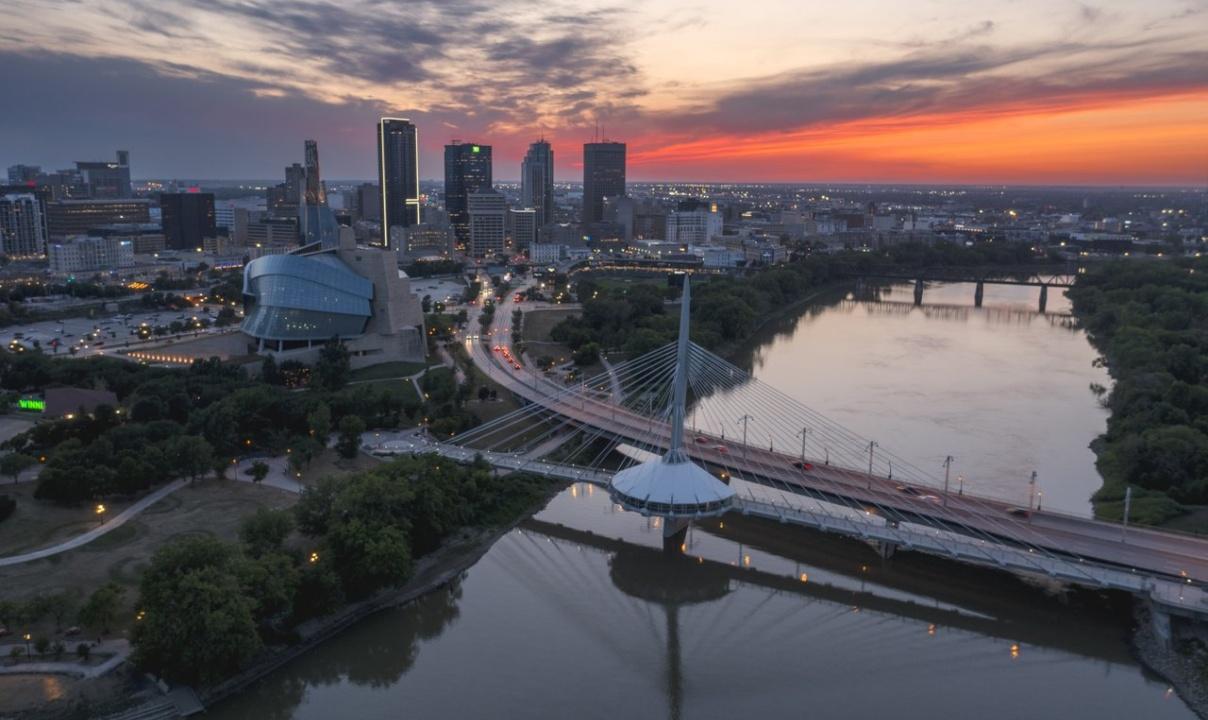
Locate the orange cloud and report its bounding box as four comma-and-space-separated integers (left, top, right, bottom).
626, 91, 1208, 185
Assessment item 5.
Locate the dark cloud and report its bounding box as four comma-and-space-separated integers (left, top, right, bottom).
652, 36, 1208, 136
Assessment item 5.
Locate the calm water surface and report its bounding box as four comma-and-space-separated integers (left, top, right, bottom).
210, 282, 1191, 719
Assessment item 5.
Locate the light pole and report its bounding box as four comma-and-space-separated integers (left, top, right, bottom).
867, 441, 878, 489
942, 455, 954, 507
1122, 486, 1133, 542
95, 503, 106, 527
957, 474, 964, 496
1028, 471, 1038, 511
736, 415, 753, 456
796, 427, 811, 464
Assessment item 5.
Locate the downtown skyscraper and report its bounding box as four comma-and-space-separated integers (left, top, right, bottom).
582, 141, 625, 224
521, 139, 554, 227
378, 117, 420, 245
444, 142, 492, 247
298, 139, 338, 246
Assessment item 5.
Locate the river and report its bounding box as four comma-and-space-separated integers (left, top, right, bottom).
209, 281, 1192, 719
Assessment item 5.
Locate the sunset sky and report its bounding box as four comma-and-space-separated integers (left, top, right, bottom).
3, 0, 1207, 184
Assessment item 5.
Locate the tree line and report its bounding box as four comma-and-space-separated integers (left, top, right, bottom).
130, 455, 551, 686
1068, 258, 1208, 522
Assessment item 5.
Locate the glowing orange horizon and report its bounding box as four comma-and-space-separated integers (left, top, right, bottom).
591, 89, 1208, 185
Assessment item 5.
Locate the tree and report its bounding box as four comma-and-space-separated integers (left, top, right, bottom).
9, 646, 23, 665
132, 537, 263, 685
248, 460, 270, 484
573, 342, 601, 366
315, 341, 350, 390
34, 636, 50, 656
421, 294, 432, 313
212, 454, 232, 480
477, 386, 491, 403
260, 355, 283, 386
0, 453, 36, 484
307, 403, 332, 444
239, 508, 295, 557
45, 591, 76, 631
337, 415, 366, 459
76, 643, 91, 662
79, 583, 125, 635
165, 436, 214, 482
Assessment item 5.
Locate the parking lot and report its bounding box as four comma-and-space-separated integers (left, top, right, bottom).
3, 303, 236, 358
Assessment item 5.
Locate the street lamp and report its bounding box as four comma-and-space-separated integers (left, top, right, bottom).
95, 503, 106, 526
867, 441, 878, 489
1028, 471, 1038, 511
23, 633, 31, 656
795, 427, 811, 464
942, 455, 954, 507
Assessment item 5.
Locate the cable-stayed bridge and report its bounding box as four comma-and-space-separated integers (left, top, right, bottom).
387, 277, 1208, 628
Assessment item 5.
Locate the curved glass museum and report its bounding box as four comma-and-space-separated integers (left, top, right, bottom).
241, 253, 374, 342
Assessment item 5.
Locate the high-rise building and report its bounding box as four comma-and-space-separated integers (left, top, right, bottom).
467, 191, 506, 258
0, 193, 46, 257
400, 223, 453, 258
353, 182, 382, 223
6, 165, 40, 185
75, 151, 131, 198
378, 118, 420, 242
285, 163, 305, 206
444, 142, 492, 247
298, 140, 339, 246
160, 192, 217, 250
665, 206, 723, 247
509, 208, 537, 253
521, 140, 554, 226
47, 199, 152, 238
582, 141, 625, 224
47, 235, 134, 274
0, 184, 51, 241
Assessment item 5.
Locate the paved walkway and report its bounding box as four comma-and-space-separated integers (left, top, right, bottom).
0, 639, 130, 678
0, 453, 312, 568
0, 479, 188, 568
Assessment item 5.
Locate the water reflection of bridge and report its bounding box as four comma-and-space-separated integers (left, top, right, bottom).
523, 516, 1134, 665
836, 298, 1076, 326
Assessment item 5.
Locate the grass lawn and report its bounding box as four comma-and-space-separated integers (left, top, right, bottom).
351, 377, 422, 405
349, 360, 432, 382
0, 483, 135, 557
521, 307, 580, 344
295, 448, 382, 487
0, 479, 295, 639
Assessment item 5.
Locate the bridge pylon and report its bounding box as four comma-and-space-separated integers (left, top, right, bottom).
607, 275, 737, 528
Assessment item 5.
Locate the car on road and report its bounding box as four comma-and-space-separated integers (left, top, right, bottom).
792, 461, 815, 471
1006, 506, 1031, 518
896, 485, 921, 496
715, 445, 728, 454
918, 493, 942, 504
694, 436, 710, 444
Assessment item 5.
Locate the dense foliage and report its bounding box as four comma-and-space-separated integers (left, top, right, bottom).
0, 348, 424, 504
1068, 258, 1208, 520
131, 456, 552, 685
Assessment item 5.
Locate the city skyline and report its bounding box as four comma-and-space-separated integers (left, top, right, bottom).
2, 0, 1207, 185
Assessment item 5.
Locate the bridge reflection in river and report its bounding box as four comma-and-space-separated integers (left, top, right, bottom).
208, 484, 1192, 720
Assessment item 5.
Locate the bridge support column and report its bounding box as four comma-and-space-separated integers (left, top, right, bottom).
877, 541, 897, 560
662, 517, 690, 547
974, 281, 985, 308
1038, 284, 1048, 313
1148, 601, 1174, 650
913, 279, 924, 306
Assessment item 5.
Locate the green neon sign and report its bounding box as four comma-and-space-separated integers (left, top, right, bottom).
18, 398, 45, 412
471, 145, 481, 153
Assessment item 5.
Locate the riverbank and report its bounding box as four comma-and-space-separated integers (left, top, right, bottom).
1134, 605, 1208, 720
198, 478, 567, 711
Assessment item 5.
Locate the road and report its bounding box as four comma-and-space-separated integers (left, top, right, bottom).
456, 281, 1208, 587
